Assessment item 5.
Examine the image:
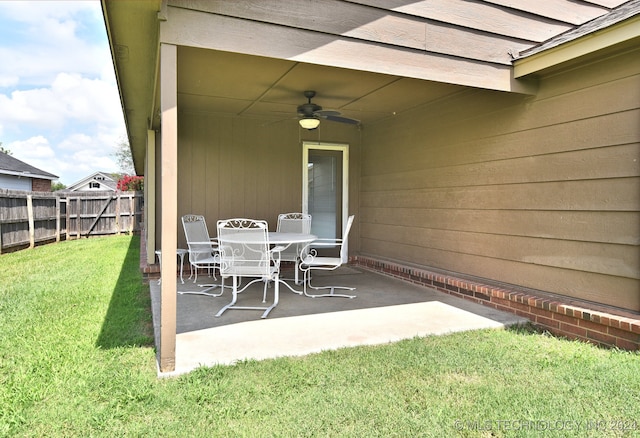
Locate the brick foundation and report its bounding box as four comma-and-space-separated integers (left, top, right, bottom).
354, 255, 640, 351
139, 233, 160, 283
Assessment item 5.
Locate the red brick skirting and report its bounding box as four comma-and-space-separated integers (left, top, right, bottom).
353, 256, 640, 351
139, 234, 159, 282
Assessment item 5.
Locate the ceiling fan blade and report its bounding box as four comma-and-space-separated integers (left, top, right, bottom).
321, 114, 360, 125
314, 109, 341, 117
297, 91, 361, 127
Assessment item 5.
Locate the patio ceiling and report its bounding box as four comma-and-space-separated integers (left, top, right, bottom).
175, 46, 468, 127
102, 0, 631, 173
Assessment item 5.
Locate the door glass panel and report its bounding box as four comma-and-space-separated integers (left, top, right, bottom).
307, 149, 343, 240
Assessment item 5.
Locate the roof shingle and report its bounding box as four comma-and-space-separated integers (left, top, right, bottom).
0, 151, 58, 179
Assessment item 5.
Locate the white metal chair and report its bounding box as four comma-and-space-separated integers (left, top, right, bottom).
181, 214, 222, 297
276, 212, 312, 284
299, 215, 356, 298
215, 218, 284, 319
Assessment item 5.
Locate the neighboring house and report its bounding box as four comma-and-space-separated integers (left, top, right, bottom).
0, 151, 58, 192
102, 0, 640, 370
63, 171, 119, 192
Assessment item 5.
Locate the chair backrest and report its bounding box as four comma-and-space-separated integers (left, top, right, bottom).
276, 213, 312, 261
182, 215, 216, 263
339, 215, 355, 264
217, 218, 271, 277
276, 213, 311, 234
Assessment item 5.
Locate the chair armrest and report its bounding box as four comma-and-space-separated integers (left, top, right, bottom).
187, 240, 220, 251
308, 239, 342, 246
187, 241, 219, 256
300, 239, 342, 252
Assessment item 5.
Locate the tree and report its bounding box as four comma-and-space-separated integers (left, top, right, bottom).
112, 137, 143, 190
51, 181, 66, 191
0, 142, 12, 156
113, 137, 135, 175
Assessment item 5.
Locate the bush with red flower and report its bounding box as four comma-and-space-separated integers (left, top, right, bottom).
117, 175, 144, 191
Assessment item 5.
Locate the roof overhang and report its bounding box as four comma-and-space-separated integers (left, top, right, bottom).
514, 13, 640, 78
0, 170, 58, 180
101, 0, 162, 176
103, 0, 635, 175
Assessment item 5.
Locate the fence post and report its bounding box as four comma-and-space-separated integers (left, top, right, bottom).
115, 193, 121, 235
65, 196, 72, 240
129, 193, 135, 233
55, 196, 61, 243
76, 197, 81, 239
27, 194, 35, 249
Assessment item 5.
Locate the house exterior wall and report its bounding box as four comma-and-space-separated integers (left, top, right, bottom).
72, 182, 110, 191
0, 174, 32, 191
31, 178, 52, 192
360, 47, 640, 312
171, 113, 362, 250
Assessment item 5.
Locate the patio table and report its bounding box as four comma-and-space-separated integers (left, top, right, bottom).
155, 248, 189, 284
218, 232, 316, 294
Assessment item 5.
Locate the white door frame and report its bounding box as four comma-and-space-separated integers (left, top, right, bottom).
302, 141, 349, 241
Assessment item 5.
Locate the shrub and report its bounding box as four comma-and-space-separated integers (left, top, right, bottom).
117, 175, 144, 191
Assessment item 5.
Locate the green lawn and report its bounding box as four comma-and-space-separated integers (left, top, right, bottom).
1, 235, 638, 437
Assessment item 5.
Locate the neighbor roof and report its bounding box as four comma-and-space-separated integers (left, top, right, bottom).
0, 151, 58, 180
63, 171, 119, 192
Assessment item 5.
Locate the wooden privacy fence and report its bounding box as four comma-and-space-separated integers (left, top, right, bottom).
0, 189, 143, 253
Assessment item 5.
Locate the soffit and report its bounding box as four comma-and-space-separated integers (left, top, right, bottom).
101, 0, 161, 173
177, 46, 467, 125
165, 0, 632, 124
103, 0, 631, 172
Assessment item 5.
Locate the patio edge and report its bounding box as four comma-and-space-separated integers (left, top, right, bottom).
353, 255, 640, 351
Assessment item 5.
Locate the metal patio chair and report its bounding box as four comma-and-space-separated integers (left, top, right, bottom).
181, 214, 222, 297
215, 218, 285, 319
276, 212, 312, 284
299, 215, 356, 298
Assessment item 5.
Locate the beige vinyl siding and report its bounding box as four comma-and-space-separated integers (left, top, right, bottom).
175, 114, 361, 250
360, 47, 640, 311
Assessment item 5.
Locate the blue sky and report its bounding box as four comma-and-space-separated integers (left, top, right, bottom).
0, 1, 126, 185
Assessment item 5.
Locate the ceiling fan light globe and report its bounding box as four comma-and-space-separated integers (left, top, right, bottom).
299, 117, 320, 130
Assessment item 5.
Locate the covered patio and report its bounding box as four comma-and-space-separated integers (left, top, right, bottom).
105, 1, 640, 373
150, 265, 527, 376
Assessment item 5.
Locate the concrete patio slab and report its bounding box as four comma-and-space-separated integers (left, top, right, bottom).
150, 266, 528, 377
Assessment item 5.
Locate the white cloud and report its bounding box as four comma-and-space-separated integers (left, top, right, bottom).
57, 146, 118, 185
0, 1, 127, 185
0, 1, 98, 23
0, 1, 110, 88
0, 88, 63, 129
10, 136, 55, 160
58, 132, 93, 152
0, 73, 19, 88
8, 136, 58, 176
52, 73, 123, 126
0, 73, 123, 133
9, 132, 120, 185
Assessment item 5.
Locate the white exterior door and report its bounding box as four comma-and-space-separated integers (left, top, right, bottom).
302, 142, 349, 241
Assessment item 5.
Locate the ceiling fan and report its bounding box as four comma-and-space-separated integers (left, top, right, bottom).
297, 90, 360, 130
